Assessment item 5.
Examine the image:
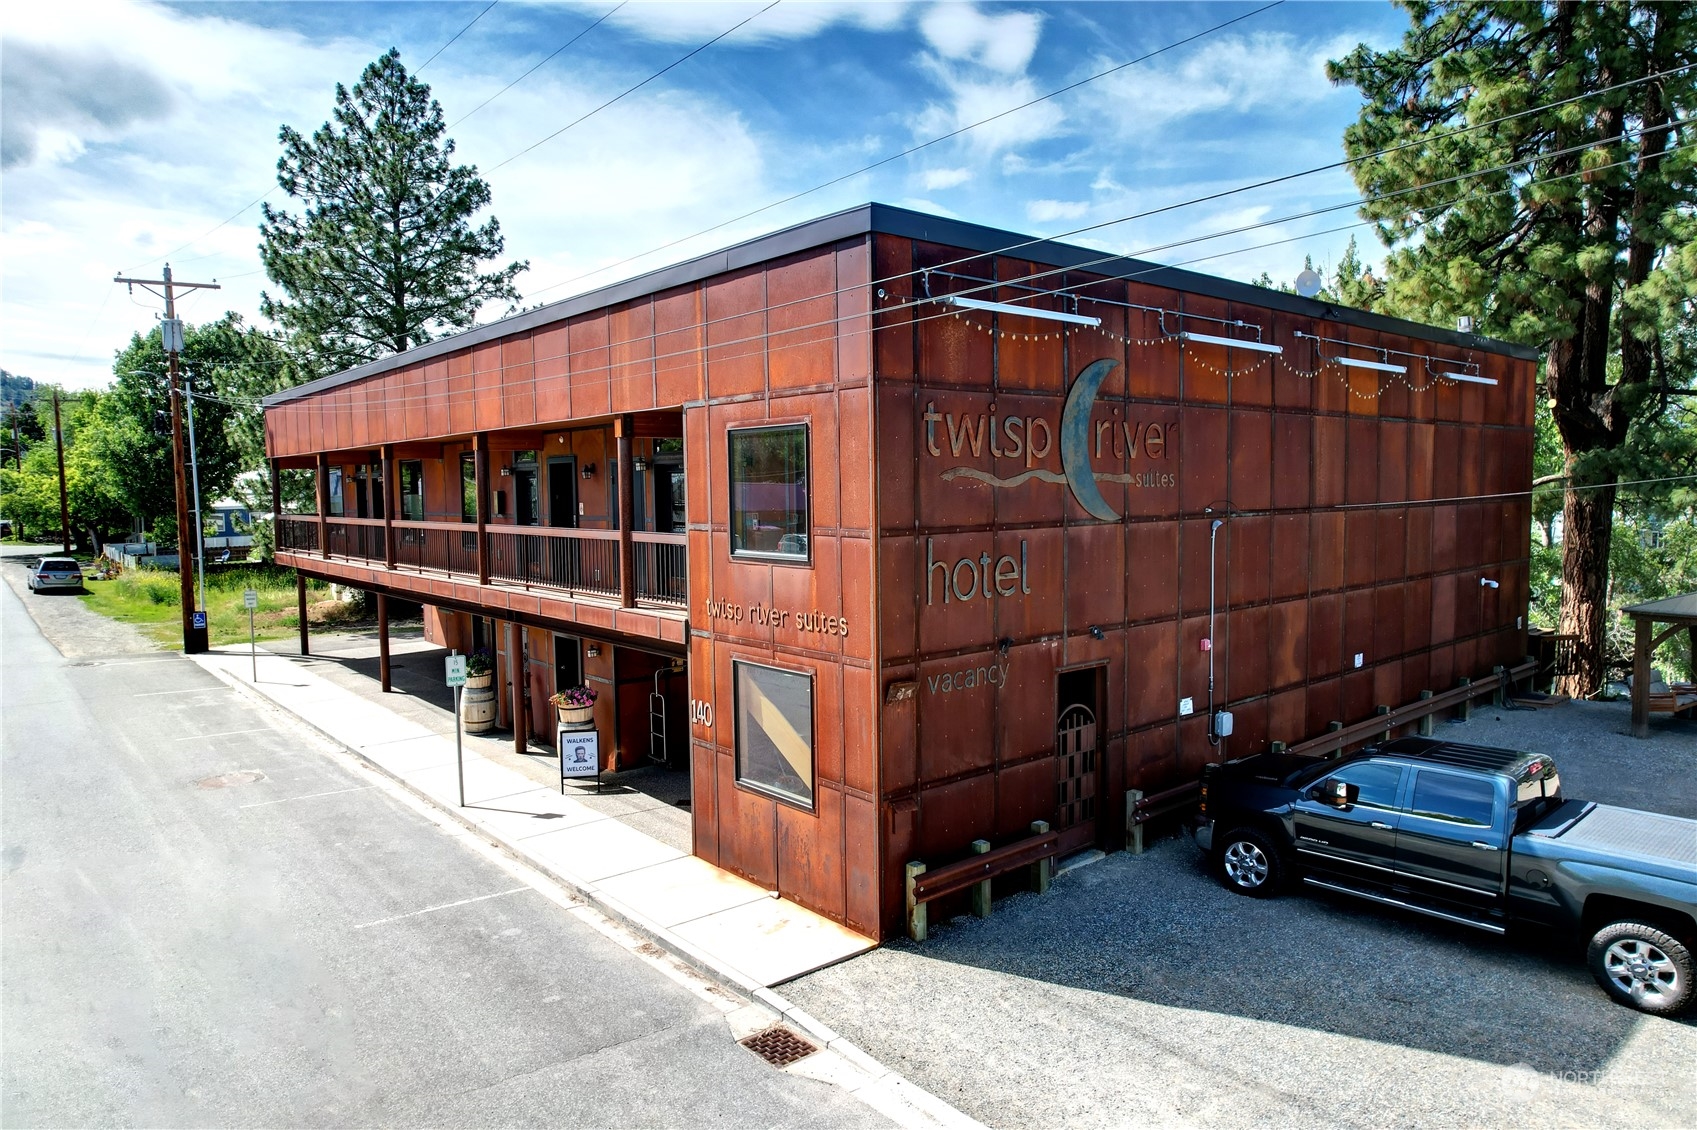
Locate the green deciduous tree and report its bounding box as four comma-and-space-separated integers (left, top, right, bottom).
0, 389, 128, 548
259, 49, 526, 376
1329, 1, 1697, 695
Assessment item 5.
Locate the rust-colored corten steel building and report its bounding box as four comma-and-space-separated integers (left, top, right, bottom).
265, 203, 1538, 940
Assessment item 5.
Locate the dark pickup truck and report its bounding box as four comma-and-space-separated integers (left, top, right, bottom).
1193, 736, 1697, 1015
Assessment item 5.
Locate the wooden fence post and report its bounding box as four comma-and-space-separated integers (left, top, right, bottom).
1376, 704, 1392, 742
1028, 821, 1051, 894
971, 840, 992, 918
1492, 665, 1506, 708
1125, 790, 1146, 855
1458, 677, 1473, 722
1417, 690, 1435, 736
905, 861, 927, 942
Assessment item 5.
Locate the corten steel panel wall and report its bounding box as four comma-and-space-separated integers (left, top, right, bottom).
871, 233, 1534, 935
685, 240, 881, 936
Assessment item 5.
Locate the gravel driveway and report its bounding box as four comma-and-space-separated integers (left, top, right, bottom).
786, 702, 1697, 1130
0, 552, 159, 658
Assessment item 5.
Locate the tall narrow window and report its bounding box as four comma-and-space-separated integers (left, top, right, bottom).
460, 453, 478, 522
326, 468, 344, 516
733, 660, 814, 809
729, 425, 809, 560
399, 460, 424, 521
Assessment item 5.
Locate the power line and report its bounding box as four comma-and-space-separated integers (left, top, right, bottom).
449, 2, 626, 130
256, 138, 1687, 416
517, 0, 1288, 304
489, 1, 782, 171
418, 0, 499, 72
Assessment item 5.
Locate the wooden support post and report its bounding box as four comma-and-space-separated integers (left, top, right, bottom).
1125, 789, 1146, 855
296, 572, 309, 656
509, 620, 527, 756
377, 592, 391, 693
1458, 677, 1473, 722
268, 459, 282, 558
1375, 704, 1392, 742
1325, 720, 1343, 758
1418, 690, 1435, 736
971, 840, 992, 918
615, 415, 635, 608
474, 432, 491, 585
1631, 616, 1652, 739
1028, 821, 1052, 894
1492, 665, 1506, 708
905, 861, 927, 941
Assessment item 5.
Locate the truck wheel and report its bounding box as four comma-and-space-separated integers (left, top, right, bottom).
1587, 921, 1694, 1015
1217, 827, 1283, 898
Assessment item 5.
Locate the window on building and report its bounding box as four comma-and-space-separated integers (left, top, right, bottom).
460, 453, 478, 522
326, 467, 344, 516
734, 660, 814, 809
399, 460, 424, 521
729, 425, 808, 559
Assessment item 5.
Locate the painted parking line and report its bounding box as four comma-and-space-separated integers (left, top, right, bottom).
176, 728, 273, 742
238, 784, 378, 809
133, 687, 227, 697
352, 887, 531, 930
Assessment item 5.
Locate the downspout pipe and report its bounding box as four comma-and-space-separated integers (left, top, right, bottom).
1207, 517, 1225, 745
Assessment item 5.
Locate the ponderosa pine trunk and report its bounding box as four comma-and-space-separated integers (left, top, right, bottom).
1555, 473, 1617, 698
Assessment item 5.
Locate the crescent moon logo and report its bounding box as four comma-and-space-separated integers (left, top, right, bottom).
1059, 358, 1121, 521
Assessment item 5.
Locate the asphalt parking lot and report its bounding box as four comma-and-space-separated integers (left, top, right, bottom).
786, 701, 1697, 1129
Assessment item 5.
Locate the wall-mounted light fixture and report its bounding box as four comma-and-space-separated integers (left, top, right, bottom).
585, 643, 602, 658
499, 465, 513, 477
1334, 355, 1407, 375
941, 294, 1101, 327
580, 462, 595, 479
998, 637, 1012, 656
1177, 330, 1283, 355
1480, 578, 1500, 589
1438, 370, 1499, 386
1089, 625, 1105, 641
633, 456, 650, 473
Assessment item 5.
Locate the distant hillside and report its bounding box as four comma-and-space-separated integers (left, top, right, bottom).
1, 370, 35, 408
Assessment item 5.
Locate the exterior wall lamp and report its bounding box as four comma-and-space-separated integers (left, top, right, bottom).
580, 462, 595, 479
633, 456, 650, 473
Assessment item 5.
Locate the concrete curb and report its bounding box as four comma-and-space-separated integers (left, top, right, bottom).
191, 651, 985, 1130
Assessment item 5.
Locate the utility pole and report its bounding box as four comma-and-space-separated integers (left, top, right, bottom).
113, 264, 220, 654
52, 390, 70, 553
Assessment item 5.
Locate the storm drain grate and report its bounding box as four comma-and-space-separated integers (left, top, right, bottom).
740, 1026, 817, 1068
196, 770, 266, 789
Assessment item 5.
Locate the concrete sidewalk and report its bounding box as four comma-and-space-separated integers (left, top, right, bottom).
191, 643, 874, 990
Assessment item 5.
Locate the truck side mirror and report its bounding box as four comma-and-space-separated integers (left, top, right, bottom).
1325, 780, 1359, 806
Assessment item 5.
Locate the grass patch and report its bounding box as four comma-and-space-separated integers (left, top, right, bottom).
80, 563, 342, 647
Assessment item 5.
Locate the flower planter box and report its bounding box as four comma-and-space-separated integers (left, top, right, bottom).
557, 704, 595, 726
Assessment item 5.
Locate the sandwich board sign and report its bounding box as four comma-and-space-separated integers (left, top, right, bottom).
558, 728, 600, 791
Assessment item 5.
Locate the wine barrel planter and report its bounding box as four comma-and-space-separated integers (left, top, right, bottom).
557, 704, 595, 726
462, 672, 497, 733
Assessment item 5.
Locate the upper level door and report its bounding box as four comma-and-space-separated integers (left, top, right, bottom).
547, 457, 578, 528
514, 466, 539, 526
1393, 768, 1507, 910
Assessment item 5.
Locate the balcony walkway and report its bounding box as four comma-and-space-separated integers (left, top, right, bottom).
189, 640, 874, 990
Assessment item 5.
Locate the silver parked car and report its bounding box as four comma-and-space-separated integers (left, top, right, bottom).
27, 557, 84, 594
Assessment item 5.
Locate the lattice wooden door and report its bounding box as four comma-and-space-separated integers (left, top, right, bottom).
1055, 704, 1097, 831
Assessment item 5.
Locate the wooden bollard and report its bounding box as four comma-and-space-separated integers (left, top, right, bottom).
1458, 677, 1473, 722
1125, 790, 1146, 855
1029, 820, 1052, 894
1492, 665, 1506, 708
1326, 720, 1344, 758
1418, 690, 1435, 736
1376, 704, 1392, 742
905, 861, 927, 942
971, 839, 992, 918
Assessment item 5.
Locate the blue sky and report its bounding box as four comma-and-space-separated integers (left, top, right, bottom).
1, 1, 1410, 389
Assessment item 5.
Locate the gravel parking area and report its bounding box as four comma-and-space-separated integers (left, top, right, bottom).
786, 701, 1696, 1130
0, 551, 158, 658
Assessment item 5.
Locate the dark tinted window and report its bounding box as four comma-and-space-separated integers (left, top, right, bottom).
1410, 771, 1496, 827
1323, 762, 1404, 809
729, 426, 808, 559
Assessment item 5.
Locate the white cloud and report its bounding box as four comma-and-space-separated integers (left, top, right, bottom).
583, 0, 913, 46
1026, 199, 1088, 224
921, 166, 973, 190
918, 2, 1041, 73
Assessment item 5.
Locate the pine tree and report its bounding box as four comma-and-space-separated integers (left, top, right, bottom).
1329, 2, 1697, 696
259, 49, 526, 375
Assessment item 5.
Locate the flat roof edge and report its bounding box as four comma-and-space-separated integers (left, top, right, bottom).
265, 202, 1536, 407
